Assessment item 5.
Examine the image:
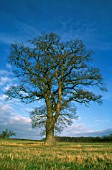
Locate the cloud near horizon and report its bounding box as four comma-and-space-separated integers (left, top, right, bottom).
61, 123, 112, 137
0, 66, 112, 140
0, 101, 41, 140
0, 100, 112, 139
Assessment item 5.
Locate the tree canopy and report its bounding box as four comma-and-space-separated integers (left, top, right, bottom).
6, 33, 106, 145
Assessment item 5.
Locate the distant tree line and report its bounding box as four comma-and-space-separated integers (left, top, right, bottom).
54, 134, 112, 142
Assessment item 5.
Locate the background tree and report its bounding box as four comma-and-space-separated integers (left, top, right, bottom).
6, 33, 106, 145
0, 129, 16, 138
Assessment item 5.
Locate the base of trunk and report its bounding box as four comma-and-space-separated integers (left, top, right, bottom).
45, 116, 56, 146
45, 136, 56, 146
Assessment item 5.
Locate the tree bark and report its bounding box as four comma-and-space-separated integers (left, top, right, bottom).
45, 84, 62, 146
45, 97, 56, 146
45, 118, 56, 146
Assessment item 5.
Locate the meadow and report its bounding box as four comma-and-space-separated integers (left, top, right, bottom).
0, 139, 112, 170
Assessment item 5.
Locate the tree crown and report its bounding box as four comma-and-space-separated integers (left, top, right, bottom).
5, 33, 106, 134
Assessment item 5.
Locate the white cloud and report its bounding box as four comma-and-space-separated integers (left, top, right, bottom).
0, 98, 111, 139
12, 116, 31, 124
61, 123, 112, 137
0, 68, 14, 89
0, 101, 41, 140
0, 68, 18, 95
0, 70, 11, 76
6, 64, 12, 70
3, 85, 11, 91
0, 76, 12, 86
61, 123, 88, 136
0, 94, 8, 101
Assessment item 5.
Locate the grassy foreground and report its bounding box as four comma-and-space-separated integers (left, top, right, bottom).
0, 139, 112, 170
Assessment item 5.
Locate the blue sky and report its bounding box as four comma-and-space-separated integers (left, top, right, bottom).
0, 0, 112, 139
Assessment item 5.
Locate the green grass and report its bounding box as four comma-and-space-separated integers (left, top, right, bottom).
0, 139, 112, 170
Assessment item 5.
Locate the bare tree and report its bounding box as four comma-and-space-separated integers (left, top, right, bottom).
6, 33, 106, 145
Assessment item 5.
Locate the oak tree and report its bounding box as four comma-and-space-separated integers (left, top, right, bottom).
6, 33, 105, 145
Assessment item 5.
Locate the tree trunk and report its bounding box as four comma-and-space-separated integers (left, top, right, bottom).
45, 118, 56, 146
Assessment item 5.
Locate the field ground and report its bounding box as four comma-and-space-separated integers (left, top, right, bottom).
0, 139, 112, 170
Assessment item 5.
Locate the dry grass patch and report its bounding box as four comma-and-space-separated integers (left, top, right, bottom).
0, 139, 112, 170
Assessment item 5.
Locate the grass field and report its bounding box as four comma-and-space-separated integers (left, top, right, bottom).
0, 139, 112, 170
